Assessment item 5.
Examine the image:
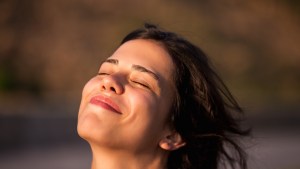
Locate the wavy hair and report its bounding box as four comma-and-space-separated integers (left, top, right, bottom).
121, 23, 250, 169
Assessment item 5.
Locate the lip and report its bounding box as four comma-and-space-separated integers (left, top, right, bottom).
89, 95, 122, 114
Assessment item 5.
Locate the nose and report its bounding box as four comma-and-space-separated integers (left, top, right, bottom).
100, 74, 124, 95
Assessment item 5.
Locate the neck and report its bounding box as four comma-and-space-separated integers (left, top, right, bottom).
89, 144, 168, 169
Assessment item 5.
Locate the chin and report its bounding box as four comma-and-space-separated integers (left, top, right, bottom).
77, 111, 98, 140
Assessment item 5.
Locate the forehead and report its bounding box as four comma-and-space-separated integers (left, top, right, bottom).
110, 39, 175, 82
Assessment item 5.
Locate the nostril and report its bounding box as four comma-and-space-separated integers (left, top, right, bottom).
100, 77, 123, 94
110, 87, 116, 92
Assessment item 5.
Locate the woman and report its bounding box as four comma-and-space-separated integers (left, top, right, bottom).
77, 24, 249, 169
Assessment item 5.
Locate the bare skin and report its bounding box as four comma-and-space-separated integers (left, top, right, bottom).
78, 39, 185, 169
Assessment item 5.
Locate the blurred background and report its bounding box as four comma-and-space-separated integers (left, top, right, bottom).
0, 0, 299, 169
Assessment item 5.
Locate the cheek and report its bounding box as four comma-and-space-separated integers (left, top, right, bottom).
129, 90, 158, 117
78, 77, 98, 116
125, 90, 175, 149
126, 90, 166, 133
128, 86, 174, 125
82, 77, 98, 97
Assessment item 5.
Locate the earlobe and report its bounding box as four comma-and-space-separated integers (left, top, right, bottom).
159, 132, 186, 151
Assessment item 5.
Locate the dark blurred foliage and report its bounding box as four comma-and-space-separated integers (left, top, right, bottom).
0, 0, 299, 116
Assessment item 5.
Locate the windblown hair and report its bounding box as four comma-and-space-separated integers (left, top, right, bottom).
121, 23, 250, 169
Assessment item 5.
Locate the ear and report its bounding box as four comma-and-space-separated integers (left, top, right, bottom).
159, 131, 186, 151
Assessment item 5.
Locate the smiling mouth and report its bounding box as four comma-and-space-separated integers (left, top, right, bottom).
89, 95, 122, 114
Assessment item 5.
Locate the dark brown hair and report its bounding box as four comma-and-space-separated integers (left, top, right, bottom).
121, 23, 250, 169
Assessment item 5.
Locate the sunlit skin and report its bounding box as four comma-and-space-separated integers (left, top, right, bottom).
77, 39, 185, 169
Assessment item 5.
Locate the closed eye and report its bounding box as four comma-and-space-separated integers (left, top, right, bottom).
131, 80, 150, 89
97, 72, 109, 76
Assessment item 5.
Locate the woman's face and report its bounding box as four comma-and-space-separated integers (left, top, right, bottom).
77, 39, 176, 152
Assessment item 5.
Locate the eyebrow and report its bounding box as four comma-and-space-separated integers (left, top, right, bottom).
132, 64, 159, 80
103, 58, 159, 80
104, 58, 119, 65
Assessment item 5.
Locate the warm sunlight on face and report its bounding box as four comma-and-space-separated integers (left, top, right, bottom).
77, 39, 176, 152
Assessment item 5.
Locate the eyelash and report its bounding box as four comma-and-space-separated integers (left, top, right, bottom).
97, 72, 109, 76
